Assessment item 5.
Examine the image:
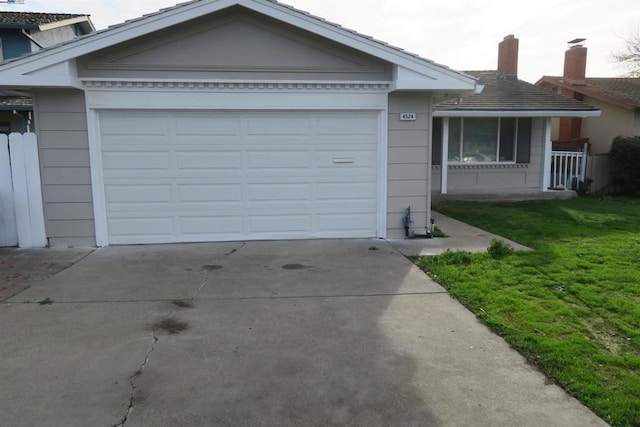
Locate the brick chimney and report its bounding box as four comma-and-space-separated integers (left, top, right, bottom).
562, 40, 587, 85
497, 35, 519, 79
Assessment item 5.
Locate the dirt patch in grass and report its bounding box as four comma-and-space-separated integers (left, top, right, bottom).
153, 317, 189, 334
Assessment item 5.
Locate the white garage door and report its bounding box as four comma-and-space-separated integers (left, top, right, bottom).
99, 110, 379, 244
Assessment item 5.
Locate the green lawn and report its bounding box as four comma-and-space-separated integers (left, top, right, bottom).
415, 197, 640, 427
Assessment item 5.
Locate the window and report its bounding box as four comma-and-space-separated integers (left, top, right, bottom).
432, 117, 532, 165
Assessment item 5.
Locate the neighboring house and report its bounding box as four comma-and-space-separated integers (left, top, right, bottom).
431, 35, 599, 198
0, 0, 484, 246
0, 12, 94, 132
536, 42, 640, 155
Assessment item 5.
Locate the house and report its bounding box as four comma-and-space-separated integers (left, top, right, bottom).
0, 12, 94, 133
0, 0, 486, 246
431, 35, 599, 198
536, 41, 640, 155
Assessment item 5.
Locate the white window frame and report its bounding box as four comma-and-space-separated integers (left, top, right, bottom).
447, 117, 519, 164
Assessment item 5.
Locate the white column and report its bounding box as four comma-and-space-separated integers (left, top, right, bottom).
542, 118, 552, 191
441, 118, 449, 194
426, 97, 433, 233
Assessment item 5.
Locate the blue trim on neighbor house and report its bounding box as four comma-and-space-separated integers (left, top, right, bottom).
0, 29, 31, 60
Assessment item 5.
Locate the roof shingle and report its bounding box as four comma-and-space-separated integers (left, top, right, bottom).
0, 12, 87, 29
538, 76, 640, 109
436, 71, 599, 112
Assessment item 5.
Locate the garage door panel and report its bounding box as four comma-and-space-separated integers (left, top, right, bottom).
317, 182, 377, 200
101, 115, 168, 136
103, 151, 170, 171
176, 151, 242, 170
246, 116, 311, 136
100, 110, 379, 243
179, 216, 244, 234
317, 150, 376, 168
248, 214, 312, 233
316, 115, 378, 135
246, 150, 311, 169
317, 212, 378, 232
177, 184, 242, 203
174, 116, 241, 136
105, 185, 172, 204
108, 217, 174, 237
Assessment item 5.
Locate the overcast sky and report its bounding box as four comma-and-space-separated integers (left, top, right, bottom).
2, 0, 638, 83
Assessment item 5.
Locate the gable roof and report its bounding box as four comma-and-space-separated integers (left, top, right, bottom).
0, 12, 94, 33
0, 0, 477, 94
434, 70, 600, 117
536, 76, 640, 110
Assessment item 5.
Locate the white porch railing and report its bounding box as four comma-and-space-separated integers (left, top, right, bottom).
550, 148, 587, 190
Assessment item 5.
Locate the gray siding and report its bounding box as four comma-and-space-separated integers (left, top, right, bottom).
438, 117, 545, 194
33, 89, 95, 247
386, 93, 431, 239
77, 11, 392, 82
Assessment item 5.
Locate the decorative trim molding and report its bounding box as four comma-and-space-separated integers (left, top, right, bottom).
82, 80, 390, 91
86, 63, 387, 74
448, 163, 529, 170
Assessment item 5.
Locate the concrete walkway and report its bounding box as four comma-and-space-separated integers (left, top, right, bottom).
0, 238, 605, 426
390, 211, 530, 256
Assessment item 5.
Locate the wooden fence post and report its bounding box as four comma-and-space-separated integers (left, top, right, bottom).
9, 132, 47, 248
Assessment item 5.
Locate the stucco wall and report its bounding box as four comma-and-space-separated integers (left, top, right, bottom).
31, 26, 78, 49
32, 89, 95, 247
386, 93, 431, 239
435, 117, 545, 194
581, 96, 635, 154
77, 10, 392, 82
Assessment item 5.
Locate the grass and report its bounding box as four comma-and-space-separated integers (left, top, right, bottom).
414, 197, 640, 427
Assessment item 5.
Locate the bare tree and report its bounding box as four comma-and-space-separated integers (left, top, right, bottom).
612, 25, 640, 77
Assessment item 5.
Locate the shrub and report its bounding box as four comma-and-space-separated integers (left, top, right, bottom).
609, 136, 640, 196
487, 239, 513, 259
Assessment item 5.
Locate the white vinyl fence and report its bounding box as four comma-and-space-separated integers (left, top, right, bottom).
0, 133, 47, 247
550, 149, 587, 190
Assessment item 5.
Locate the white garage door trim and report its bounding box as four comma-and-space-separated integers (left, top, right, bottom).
85, 82, 389, 246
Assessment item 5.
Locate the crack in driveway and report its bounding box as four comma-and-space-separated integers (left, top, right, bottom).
191, 242, 245, 300
114, 330, 158, 427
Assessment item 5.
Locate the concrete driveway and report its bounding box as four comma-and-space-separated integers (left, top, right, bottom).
0, 240, 606, 426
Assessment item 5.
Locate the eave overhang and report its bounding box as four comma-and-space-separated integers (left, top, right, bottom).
0, 0, 478, 96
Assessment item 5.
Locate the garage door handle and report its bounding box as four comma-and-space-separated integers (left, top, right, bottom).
333, 157, 355, 164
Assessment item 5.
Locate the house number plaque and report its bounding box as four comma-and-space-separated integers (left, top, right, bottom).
400, 113, 416, 121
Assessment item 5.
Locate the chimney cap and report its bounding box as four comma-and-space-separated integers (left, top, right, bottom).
568, 38, 586, 47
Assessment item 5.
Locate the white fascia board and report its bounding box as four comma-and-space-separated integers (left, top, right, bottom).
38, 16, 93, 32
433, 110, 602, 118
390, 66, 477, 91
0, 74, 82, 89
0, 0, 476, 92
